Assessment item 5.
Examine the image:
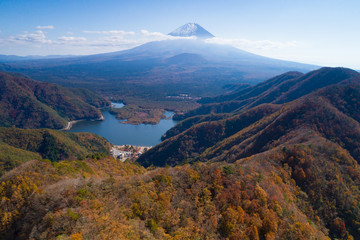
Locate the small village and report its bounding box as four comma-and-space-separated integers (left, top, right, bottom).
111, 145, 151, 162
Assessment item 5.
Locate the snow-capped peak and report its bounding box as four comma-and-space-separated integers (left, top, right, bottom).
168, 23, 215, 39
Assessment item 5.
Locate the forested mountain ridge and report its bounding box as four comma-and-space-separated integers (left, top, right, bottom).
1, 137, 358, 239
175, 67, 360, 121
0, 127, 111, 176
132, 68, 360, 239
139, 78, 360, 167
167, 67, 360, 141
0, 71, 110, 129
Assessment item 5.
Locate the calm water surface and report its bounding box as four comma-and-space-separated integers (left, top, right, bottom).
68, 103, 177, 146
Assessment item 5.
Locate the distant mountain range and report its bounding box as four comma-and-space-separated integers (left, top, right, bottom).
0, 71, 110, 129
0, 24, 317, 104
0, 54, 77, 62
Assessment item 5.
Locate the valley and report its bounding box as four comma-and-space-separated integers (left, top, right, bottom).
2, 64, 360, 239
1, 21, 360, 239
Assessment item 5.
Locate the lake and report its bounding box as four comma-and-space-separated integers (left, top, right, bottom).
68, 103, 177, 146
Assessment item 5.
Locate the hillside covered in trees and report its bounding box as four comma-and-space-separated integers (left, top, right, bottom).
139, 83, 360, 167
174, 67, 360, 121
0, 71, 110, 129
1, 67, 360, 239
1, 139, 359, 239
0, 127, 111, 176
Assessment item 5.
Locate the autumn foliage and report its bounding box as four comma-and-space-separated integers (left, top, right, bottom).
2, 140, 359, 239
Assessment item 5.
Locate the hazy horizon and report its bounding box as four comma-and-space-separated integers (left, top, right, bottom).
0, 0, 359, 69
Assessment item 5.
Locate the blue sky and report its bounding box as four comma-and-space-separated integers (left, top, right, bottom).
0, 0, 359, 68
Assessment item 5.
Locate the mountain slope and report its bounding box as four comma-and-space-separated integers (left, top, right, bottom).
134, 73, 360, 239
0, 71, 110, 129
1, 139, 358, 239
138, 69, 360, 167
175, 67, 360, 121
199, 71, 305, 104
0, 127, 111, 175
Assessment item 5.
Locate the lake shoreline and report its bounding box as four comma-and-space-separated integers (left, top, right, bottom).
62, 114, 104, 131
68, 102, 177, 146
62, 102, 124, 130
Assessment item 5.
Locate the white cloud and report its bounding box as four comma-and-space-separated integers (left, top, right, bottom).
206, 37, 297, 50
83, 30, 135, 36
0, 28, 298, 58
82, 29, 195, 48
140, 30, 196, 40
8, 30, 51, 44
140, 30, 164, 37
36, 25, 54, 30
0, 28, 198, 52
57, 36, 87, 45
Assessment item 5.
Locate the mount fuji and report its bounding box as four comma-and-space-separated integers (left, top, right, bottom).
168, 23, 215, 38
0, 23, 316, 102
